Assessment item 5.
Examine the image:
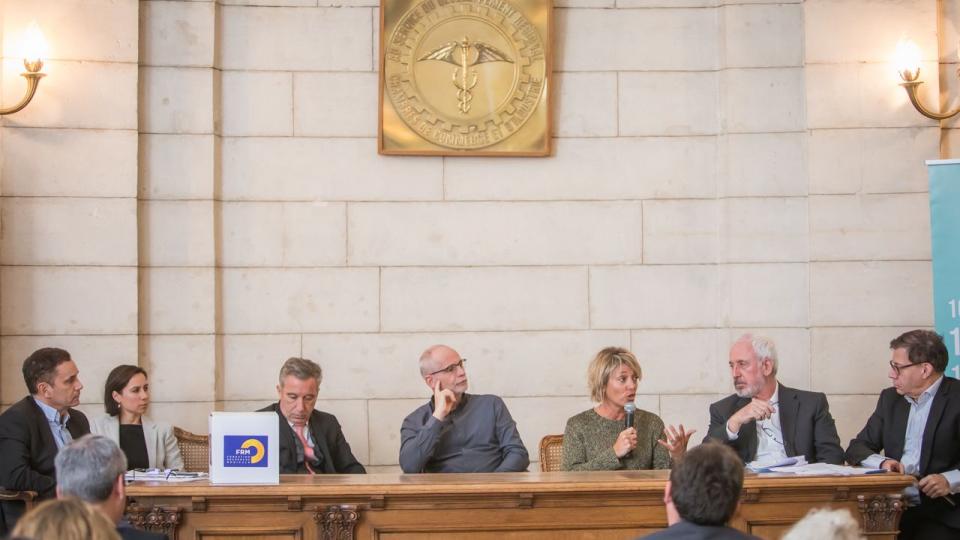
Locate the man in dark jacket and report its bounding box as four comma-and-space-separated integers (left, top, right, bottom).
57, 434, 167, 540
0, 347, 90, 534
704, 334, 843, 466
641, 442, 760, 540
846, 329, 960, 540
258, 357, 364, 474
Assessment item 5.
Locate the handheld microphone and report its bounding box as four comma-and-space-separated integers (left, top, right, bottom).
624, 402, 636, 430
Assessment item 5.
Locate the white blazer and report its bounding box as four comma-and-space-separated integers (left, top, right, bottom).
90, 414, 185, 470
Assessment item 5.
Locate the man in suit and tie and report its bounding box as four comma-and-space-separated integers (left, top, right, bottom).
258, 357, 365, 474
56, 434, 166, 540
704, 334, 844, 466
641, 442, 760, 539
846, 329, 960, 540
0, 347, 90, 534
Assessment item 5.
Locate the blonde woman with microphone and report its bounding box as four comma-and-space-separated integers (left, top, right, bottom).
562, 347, 694, 471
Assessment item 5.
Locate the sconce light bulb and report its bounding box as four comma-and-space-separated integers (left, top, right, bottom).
894, 38, 922, 82
21, 22, 49, 68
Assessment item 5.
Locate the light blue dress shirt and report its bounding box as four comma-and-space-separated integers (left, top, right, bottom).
860, 376, 960, 504
32, 396, 73, 450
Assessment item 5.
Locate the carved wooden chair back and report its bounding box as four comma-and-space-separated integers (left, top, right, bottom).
174, 427, 210, 472
538, 434, 564, 472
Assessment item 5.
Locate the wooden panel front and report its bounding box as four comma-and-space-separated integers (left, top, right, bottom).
126, 472, 912, 540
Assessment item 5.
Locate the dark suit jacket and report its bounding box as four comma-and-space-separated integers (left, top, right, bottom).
0, 396, 90, 534
704, 384, 844, 465
258, 403, 365, 474
845, 376, 960, 528
639, 520, 761, 540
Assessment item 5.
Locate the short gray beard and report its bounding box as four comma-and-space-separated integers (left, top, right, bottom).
735, 379, 764, 399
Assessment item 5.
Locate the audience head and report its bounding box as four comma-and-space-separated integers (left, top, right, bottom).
889, 330, 948, 399
276, 357, 323, 427
11, 497, 120, 540
728, 334, 778, 398
587, 347, 641, 409
782, 508, 863, 540
103, 364, 149, 418
665, 442, 744, 527
22, 347, 82, 411
418, 345, 468, 397
55, 435, 128, 524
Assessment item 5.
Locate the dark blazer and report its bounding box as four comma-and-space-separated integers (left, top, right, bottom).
639, 520, 761, 540
0, 396, 90, 533
704, 384, 844, 465
258, 403, 365, 474
845, 376, 960, 528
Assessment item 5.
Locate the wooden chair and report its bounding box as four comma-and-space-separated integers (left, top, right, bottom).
0, 489, 37, 511
174, 427, 210, 472
538, 434, 564, 472
0, 488, 37, 536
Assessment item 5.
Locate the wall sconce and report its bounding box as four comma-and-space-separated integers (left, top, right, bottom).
0, 23, 47, 116
895, 38, 960, 120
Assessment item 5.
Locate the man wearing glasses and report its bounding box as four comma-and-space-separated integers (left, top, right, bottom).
846, 330, 960, 540
704, 334, 844, 466
399, 344, 529, 473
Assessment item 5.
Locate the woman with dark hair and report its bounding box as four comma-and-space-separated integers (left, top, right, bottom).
89, 365, 183, 470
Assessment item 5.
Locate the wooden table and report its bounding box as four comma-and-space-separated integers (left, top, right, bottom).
125, 471, 912, 540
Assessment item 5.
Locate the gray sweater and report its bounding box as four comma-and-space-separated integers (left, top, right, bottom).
562, 408, 671, 471
399, 393, 529, 473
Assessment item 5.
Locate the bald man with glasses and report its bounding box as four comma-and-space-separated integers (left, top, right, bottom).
399, 345, 529, 473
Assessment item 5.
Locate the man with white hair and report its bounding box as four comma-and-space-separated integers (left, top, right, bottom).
704, 334, 844, 465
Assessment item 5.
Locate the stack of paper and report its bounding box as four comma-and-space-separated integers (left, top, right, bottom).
766, 463, 884, 476
124, 469, 208, 483
746, 456, 807, 473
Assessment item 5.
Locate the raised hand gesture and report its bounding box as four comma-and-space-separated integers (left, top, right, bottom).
431, 380, 458, 421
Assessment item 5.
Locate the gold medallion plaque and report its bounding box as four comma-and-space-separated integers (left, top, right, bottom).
379, 0, 552, 156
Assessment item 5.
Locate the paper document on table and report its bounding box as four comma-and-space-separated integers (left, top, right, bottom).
767, 463, 883, 476
125, 469, 208, 483
746, 456, 807, 473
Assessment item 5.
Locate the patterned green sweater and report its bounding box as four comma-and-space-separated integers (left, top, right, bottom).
561, 408, 671, 471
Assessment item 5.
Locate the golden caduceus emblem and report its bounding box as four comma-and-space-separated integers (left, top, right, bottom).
381, 0, 550, 153
418, 36, 514, 114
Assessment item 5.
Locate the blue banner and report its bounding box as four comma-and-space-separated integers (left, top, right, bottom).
927, 160, 960, 379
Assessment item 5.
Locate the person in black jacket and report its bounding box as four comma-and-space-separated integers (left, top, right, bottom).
56, 434, 166, 540
0, 347, 90, 534
640, 442, 760, 540
257, 357, 364, 474
846, 329, 960, 540
704, 334, 844, 466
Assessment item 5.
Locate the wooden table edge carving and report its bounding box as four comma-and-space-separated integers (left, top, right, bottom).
125, 472, 912, 540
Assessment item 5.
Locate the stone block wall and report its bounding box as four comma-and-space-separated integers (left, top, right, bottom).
0, 0, 947, 471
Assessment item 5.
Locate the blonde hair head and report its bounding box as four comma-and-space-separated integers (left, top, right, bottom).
587, 347, 642, 402
12, 497, 120, 540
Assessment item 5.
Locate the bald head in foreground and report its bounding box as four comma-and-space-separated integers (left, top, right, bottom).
399, 345, 529, 473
